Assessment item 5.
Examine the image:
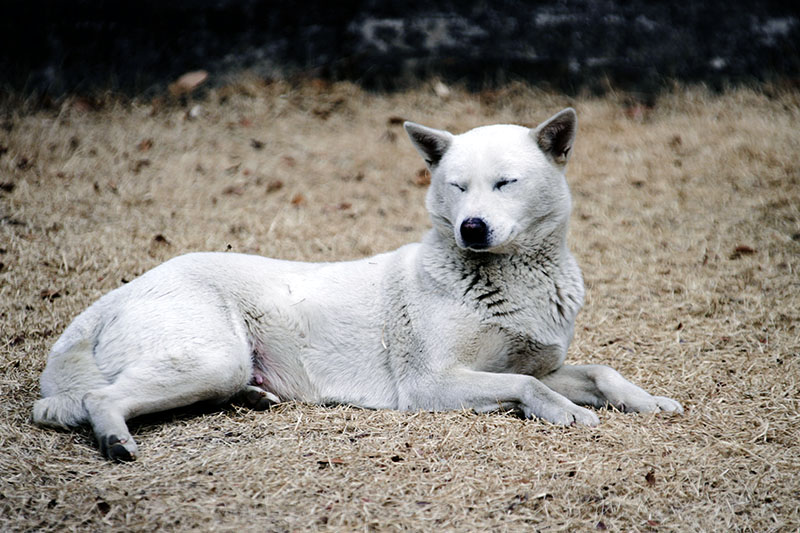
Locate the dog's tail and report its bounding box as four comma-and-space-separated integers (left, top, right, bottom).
32, 312, 108, 429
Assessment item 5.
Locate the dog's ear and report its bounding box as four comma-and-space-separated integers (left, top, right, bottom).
404, 122, 454, 168
532, 108, 577, 166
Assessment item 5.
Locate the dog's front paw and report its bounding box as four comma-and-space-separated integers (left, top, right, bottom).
531, 402, 599, 427
618, 394, 683, 415
651, 395, 683, 414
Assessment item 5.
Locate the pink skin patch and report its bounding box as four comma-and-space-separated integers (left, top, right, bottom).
251, 368, 270, 390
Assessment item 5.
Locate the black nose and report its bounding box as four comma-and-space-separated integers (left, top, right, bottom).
460, 218, 489, 249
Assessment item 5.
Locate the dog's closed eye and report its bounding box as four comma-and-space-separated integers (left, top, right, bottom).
450, 182, 466, 192
494, 178, 517, 191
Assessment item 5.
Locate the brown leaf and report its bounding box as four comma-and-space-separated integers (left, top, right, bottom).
152, 234, 170, 245
413, 168, 431, 187
222, 185, 245, 196
317, 457, 344, 469
168, 70, 208, 97
132, 159, 151, 173
730, 245, 757, 260
40, 289, 61, 301
137, 139, 154, 152
266, 180, 284, 193
71, 97, 96, 113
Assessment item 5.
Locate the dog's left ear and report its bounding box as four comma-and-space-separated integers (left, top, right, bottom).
404, 122, 454, 168
532, 108, 577, 166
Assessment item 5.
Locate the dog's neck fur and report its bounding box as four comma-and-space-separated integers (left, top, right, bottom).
419, 219, 578, 315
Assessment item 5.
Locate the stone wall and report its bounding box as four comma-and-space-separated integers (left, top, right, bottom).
1, 0, 797, 95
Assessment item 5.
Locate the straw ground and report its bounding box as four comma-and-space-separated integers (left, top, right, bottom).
1, 80, 798, 531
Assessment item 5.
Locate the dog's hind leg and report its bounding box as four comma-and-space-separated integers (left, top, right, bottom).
539, 364, 683, 414
82, 347, 252, 461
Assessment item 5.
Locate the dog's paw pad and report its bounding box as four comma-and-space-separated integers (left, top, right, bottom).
101, 434, 138, 462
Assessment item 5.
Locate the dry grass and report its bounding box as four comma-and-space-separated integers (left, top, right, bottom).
1, 79, 799, 532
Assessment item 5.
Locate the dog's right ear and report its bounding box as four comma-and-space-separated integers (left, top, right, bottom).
404, 122, 454, 168
532, 108, 577, 166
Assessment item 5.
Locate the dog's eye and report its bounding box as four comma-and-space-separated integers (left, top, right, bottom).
494, 178, 517, 191
450, 182, 466, 192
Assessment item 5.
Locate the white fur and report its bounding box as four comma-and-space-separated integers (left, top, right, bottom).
33, 109, 682, 460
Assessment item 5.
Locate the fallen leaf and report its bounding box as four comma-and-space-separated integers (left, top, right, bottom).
132, 159, 151, 173
413, 168, 431, 187
137, 139, 154, 152
730, 245, 756, 260
168, 70, 208, 97
71, 97, 96, 113
434, 80, 451, 99
40, 289, 61, 301
152, 234, 170, 245
222, 185, 245, 196
317, 457, 344, 469
266, 180, 284, 193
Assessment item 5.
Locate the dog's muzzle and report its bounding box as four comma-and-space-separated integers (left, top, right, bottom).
460, 218, 490, 250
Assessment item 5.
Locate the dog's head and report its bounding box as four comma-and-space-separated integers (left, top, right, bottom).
404, 109, 577, 253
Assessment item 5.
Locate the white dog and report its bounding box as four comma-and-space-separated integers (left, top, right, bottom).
33, 109, 682, 460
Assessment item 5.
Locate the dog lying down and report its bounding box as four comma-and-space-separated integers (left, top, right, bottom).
33, 108, 682, 460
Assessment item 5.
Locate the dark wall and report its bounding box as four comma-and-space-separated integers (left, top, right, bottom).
1, 0, 798, 95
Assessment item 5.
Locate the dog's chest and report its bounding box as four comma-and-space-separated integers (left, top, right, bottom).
455, 259, 579, 377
